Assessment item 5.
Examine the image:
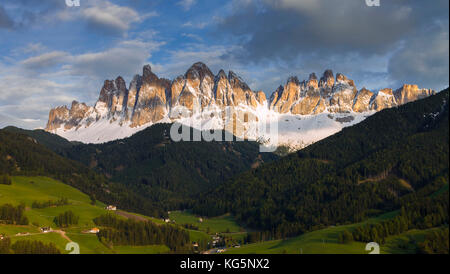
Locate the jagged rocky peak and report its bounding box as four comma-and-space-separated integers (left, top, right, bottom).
335, 73, 355, 87
69, 100, 90, 116
96, 76, 129, 116
287, 76, 300, 85
353, 87, 375, 112
131, 64, 169, 127
46, 105, 70, 131
307, 73, 319, 89
216, 69, 227, 80
228, 70, 250, 91
185, 62, 214, 81
319, 69, 334, 88
142, 64, 160, 85
115, 76, 127, 93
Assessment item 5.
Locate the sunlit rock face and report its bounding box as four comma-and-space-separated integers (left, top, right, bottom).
370, 88, 397, 111
46, 106, 70, 131
353, 88, 374, 113
394, 84, 435, 105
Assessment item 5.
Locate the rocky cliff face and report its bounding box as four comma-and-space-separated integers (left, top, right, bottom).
45, 62, 435, 146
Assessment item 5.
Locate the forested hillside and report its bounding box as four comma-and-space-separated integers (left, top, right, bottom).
193, 89, 449, 239
2, 126, 77, 154
0, 130, 165, 217
50, 124, 277, 210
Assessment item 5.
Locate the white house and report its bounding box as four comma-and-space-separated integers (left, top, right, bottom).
106, 205, 117, 211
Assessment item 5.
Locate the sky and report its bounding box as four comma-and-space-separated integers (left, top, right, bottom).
0, 0, 448, 129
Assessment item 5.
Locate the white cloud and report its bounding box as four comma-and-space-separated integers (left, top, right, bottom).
21, 51, 69, 70
67, 39, 164, 80
182, 21, 208, 29
177, 0, 197, 11
81, 1, 155, 35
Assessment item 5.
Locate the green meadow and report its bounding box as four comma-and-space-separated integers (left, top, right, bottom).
0, 176, 107, 228
0, 176, 173, 254
169, 210, 243, 234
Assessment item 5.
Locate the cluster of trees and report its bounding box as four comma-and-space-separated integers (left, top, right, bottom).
192, 89, 449, 240
32, 197, 69, 209
93, 214, 191, 252
0, 204, 28, 225
417, 228, 449, 254
1, 238, 62, 254
1, 239, 61, 254
182, 223, 199, 230
0, 238, 11, 254
0, 174, 11, 185
352, 194, 449, 244
338, 231, 354, 244
53, 210, 79, 227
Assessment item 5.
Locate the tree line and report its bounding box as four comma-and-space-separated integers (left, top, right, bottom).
53, 210, 79, 227
352, 194, 449, 244
93, 214, 191, 252
0, 238, 61, 254
0, 204, 28, 225
32, 197, 69, 209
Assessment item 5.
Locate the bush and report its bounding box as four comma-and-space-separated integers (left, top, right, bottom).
338, 230, 354, 244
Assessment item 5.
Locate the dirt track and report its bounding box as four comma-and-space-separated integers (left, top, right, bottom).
115, 210, 147, 221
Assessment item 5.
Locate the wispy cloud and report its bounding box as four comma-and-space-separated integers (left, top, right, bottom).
177, 0, 197, 11
81, 1, 157, 36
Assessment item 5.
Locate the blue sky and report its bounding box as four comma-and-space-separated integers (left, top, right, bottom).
0, 0, 448, 129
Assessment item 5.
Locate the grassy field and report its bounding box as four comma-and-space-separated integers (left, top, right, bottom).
9, 231, 70, 252
0, 176, 107, 228
225, 211, 400, 254
0, 176, 172, 254
169, 210, 244, 234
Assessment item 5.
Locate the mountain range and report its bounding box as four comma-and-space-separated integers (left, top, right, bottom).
2, 88, 448, 254
45, 62, 435, 149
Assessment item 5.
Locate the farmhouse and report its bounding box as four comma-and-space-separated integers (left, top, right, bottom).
106, 205, 117, 211
40, 227, 52, 233
89, 227, 100, 234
